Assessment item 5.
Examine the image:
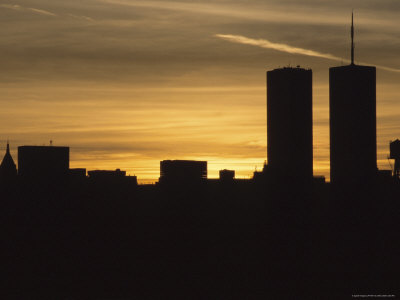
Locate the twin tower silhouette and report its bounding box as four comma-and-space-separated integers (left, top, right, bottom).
267, 14, 376, 185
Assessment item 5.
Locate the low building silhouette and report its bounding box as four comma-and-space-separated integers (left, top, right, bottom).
390, 139, 400, 179
159, 160, 207, 185
219, 169, 235, 181
252, 161, 269, 182
88, 169, 126, 179
18, 145, 69, 181
88, 169, 137, 186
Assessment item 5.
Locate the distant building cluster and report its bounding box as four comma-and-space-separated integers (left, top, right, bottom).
0, 144, 137, 187
0, 144, 239, 187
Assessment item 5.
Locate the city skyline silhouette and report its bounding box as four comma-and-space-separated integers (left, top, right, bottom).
2, 12, 397, 183
1, 3, 400, 182
1, 2, 400, 298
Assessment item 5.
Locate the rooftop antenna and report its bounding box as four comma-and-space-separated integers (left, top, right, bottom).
351, 11, 355, 65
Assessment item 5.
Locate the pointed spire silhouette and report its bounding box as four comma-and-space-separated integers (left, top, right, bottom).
0, 141, 17, 179
351, 11, 355, 65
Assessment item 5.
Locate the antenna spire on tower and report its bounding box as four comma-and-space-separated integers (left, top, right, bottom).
351, 11, 355, 65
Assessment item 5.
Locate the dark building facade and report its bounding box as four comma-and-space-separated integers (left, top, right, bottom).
18, 146, 69, 181
88, 169, 127, 179
329, 65, 377, 184
266, 67, 313, 181
219, 169, 235, 181
88, 169, 138, 186
69, 168, 87, 178
159, 160, 207, 184
389, 139, 400, 178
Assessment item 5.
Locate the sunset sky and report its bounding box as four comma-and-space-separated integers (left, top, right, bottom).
1, 0, 400, 183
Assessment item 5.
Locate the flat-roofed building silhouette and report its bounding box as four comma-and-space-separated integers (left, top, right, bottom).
159, 160, 207, 184
88, 169, 137, 186
329, 14, 377, 184
267, 67, 313, 182
18, 146, 69, 181
219, 169, 235, 181
88, 169, 127, 179
389, 139, 400, 178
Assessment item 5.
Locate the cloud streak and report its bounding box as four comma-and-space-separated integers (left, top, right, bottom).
0, 3, 57, 16
216, 34, 400, 73
0, 3, 94, 21
67, 14, 95, 22
28, 7, 57, 17
216, 33, 342, 62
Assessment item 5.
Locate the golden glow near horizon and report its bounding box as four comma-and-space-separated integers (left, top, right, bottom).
1, 1, 400, 183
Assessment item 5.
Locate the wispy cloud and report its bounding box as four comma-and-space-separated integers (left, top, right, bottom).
100, 0, 400, 29
28, 8, 57, 17
67, 14, 95, 22
216, 34, 400, 73
0, 3, 94, 21
0, 4, 22, 11
0, 3, 56, 16
216, 34, 342, 62
99, 0, 341, 25
0, 4, 21, 10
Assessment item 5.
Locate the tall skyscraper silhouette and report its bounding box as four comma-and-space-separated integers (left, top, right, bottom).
329, 13, 377, 185
267, 67, 313, 182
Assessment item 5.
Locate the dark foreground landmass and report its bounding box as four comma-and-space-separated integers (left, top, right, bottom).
1, 179, 400, 299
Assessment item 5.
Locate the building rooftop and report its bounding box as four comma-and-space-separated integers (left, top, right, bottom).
270, 66, 311, 72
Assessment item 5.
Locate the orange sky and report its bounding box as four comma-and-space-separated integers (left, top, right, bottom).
1, 0, 400, 183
